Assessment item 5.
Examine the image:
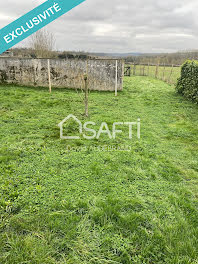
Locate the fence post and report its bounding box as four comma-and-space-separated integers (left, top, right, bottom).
33, 59, 36, 86
133, 64, 136, 75
147, 63, 150, 76
47, 59, 52, 93
115, 60, 118, 96
122, 60, 125, 88
143, 65, 145, 76
168, 64, 174, 84
84, 74, 88, 117
163, 63, 166, 81
155, 64, 159, 79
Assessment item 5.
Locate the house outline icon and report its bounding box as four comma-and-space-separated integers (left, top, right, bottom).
58, 114, 82, 139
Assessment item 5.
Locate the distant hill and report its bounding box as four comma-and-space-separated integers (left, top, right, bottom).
89, 52, 144, 58
88, 52, 164, 58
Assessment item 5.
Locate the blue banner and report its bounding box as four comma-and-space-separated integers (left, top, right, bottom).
0, 0, 86, 54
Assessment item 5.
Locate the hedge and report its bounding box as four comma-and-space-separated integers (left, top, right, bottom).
176, 60, 198, 103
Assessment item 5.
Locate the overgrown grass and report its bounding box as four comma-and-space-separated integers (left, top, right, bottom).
0, 77, 198, 264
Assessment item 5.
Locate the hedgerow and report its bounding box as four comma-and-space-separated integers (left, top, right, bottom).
176, 60, 198, 103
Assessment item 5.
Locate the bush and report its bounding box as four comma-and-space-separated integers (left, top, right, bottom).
176, 60, 198, 103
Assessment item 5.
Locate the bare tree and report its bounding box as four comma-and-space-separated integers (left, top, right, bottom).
29, 29, 55, 58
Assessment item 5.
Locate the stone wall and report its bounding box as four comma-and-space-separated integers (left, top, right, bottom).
0, 58, 124, 91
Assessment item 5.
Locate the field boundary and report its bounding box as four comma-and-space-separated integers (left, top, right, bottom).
0, 57, 124, 92
125, 63, 181, 85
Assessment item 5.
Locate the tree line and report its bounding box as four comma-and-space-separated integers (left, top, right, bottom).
124, 51, 198, 65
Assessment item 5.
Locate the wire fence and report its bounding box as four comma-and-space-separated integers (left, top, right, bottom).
124, 63, 181, 85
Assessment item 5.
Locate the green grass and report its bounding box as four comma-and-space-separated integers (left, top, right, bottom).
0, 77, 198, 264
128, 65, 181, 85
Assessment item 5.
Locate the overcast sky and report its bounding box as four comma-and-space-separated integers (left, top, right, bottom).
0, 0, 198, 53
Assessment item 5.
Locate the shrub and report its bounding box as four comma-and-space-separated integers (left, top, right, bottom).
176, 60, 198, 103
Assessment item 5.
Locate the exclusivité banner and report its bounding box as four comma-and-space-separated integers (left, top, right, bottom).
0, 0, 86, 54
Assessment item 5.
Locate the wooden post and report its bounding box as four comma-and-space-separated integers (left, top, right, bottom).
143, 65, 145, 76
84, 74, 88, 117
168, 64, 174, 84
122, 60, 124, 88
33, 60, 36, 86
163, 63, 166, 81
47, 59, 52, 93
133, 64, 136, 75
147, 63, 150, 76
155, 64, 159, 79
115, 60, 118, 96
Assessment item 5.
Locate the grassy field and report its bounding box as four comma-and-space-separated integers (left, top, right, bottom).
0, 77, 198, 264
127, 64, 181, 85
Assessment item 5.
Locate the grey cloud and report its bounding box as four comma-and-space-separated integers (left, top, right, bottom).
0, 0, 197, 53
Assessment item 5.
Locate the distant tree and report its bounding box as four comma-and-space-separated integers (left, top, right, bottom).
58, 51, 91, 60
29, 29, 55, 58
124, 50, 198, 65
